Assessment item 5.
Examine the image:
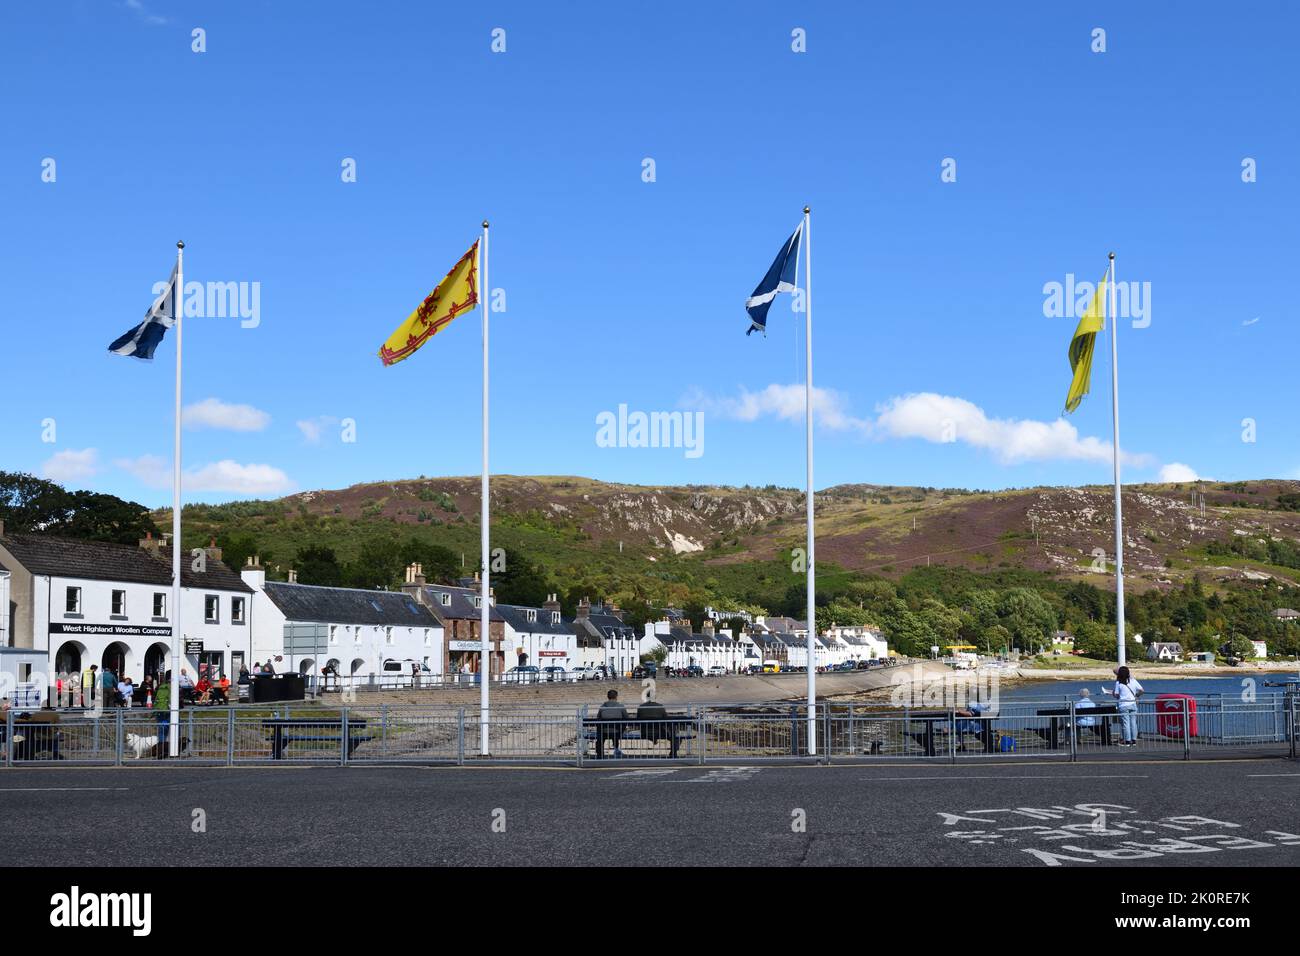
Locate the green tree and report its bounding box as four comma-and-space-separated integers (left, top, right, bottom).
294, 545, 343, 586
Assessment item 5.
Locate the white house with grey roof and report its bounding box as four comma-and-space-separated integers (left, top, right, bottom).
0, 524, 254, 687
242, 560, 443, 685
498, 594, 576, 670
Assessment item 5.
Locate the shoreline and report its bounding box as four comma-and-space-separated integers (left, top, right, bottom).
830, 661, 1299, 707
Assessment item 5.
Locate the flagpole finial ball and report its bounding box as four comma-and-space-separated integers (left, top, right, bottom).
482, 220, 490, 229
804, 206, 811, 214
177, 240, 185, 249
1109, 252, 1115, 259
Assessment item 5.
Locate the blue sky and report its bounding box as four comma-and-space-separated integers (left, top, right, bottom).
2, 1, 1296, 506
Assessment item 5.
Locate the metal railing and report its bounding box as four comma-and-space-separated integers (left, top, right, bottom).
3, 691, 1295, 766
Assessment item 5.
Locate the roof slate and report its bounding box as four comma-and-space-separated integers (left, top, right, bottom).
262, 581, 439, 627
0, 533, 252, 592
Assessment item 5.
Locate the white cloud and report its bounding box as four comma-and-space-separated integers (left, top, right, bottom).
685, 384, 870, 432
115, 455, 292, 495
182, 398, 271, 432
1158, 463, 1207, 483
41, 448, 99, 483
873, 392, 1155, 467
296, 416, 340, 443
123, 0, 167, 25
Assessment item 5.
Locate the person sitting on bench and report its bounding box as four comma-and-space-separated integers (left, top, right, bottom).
1074, 688, 1100, 739
953, 699, 993, 752
637, 696, 670, 747
596, 689, 628, 758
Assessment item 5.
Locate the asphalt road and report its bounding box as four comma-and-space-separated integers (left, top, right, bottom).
2, 758, 1297, 867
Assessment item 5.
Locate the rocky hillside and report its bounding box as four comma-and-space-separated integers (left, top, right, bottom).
174, 476, 1300, 597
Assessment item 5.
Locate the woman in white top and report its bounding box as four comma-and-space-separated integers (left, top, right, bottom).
1104, 666, 1144, 745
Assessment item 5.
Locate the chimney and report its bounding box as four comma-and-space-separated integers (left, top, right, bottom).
702, 619, 716, 638
240, 555, 266, 591
204, 537, 223, 564
576, 597, 591, 622
402, 563, 427, 600
288, 569, 298, 584
139, 530, 163, 556
607, 601, 624, 621
542, 593, 561, 614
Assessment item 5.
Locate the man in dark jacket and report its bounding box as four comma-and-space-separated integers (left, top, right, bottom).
596, 690, 628, 758
636, 696, 679, 756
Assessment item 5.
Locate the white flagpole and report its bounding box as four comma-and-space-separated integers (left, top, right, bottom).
802, 205, 816, 755
479, 220, 491, 756
1107, 252, 1126, 668
170, 240, 184, 757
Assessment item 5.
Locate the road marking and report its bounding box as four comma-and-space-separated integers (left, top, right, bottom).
867, 774, 1149, 781
675, 767, 762, 784
0, 787, 130, 792
609, 769, 680, 779
1246, 773, 1300, 778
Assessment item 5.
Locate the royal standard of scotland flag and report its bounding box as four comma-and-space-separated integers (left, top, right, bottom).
745, 222, 802, 336
108, 261, 179, 360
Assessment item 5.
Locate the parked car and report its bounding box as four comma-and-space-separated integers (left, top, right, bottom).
570, 666, 597, 681
541, 665, 570, 683
685, 665, 705, 677
505, 665, 540, 684
761, 662, 780, 674
708, 665, 727, 676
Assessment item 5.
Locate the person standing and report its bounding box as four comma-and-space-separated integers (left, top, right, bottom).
1104, 666, 1144, 746
83, 664, 99, 708
101, 666, 118, 707
153, 672, 172, 751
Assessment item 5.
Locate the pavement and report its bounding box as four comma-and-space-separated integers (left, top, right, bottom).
2, 757, 1297, 867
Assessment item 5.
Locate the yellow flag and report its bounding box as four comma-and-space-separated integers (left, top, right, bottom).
1063, 269, 1108, 414
379, 239, 480, 366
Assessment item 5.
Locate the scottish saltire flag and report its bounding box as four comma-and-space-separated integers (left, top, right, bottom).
745, 223, 802, 336
108, 261, 179, 360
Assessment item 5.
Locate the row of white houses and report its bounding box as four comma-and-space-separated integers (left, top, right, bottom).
0, 525, 888, 703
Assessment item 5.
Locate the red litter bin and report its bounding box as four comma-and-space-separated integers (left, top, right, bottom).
1156, 694, 1198, 738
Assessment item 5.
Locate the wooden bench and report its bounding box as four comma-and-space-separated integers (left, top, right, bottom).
1035, 705, 1118, 748
262, 718, 373, 760
581, 714, 696, 758
905, 711, 998, 756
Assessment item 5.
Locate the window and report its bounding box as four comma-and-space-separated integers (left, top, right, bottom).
354, 627, 361, 645
111, 589, 126, 616
423, 629, 432, 647
439, 592, 451, 607
386, 627, 394, 646
329, 625, 339, 646
473, 596, 483, 608
153, 593, 167, 618
526, 609, 537, 623
204, 595, 219, 623
551, 611, 560, 625
232, 596, 245, 624
65, 587, 81, 615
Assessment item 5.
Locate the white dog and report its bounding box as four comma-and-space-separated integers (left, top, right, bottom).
126, 733, 158, 759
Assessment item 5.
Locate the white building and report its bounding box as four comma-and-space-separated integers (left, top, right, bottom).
824, 625, 889, 662
497, 595, 576, 670
0, 527, 254, 687
242, 562, 443, 686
